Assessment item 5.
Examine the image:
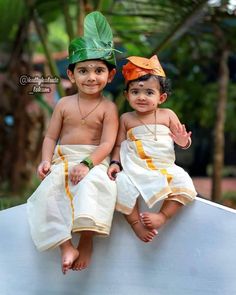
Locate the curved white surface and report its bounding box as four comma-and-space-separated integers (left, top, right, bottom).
0, 197, 236, 295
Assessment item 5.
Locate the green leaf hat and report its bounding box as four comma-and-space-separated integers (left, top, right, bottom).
68, 11, 117, 68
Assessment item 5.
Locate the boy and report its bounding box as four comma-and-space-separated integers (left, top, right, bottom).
27, 12, 118, 274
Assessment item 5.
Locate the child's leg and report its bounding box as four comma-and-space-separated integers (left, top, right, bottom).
72, 231, 94, 271
125, 200, 158, 243
140, 199, 183, 230
59, 239, 79, 275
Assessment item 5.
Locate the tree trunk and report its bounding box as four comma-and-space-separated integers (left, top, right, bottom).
211, 48, 229, 202
0, 18, 46, 195
77, 0, 85, 36
77, 0, 93, 36
32, 9, 65, 98
63, 0, 74, 41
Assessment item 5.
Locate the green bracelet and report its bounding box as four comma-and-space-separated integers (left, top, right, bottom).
80, 156, 94, 170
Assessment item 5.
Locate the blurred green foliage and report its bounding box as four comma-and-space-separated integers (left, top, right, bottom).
0, 0, 236, 207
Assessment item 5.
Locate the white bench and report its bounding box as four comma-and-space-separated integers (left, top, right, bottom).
0, 197, 236, 295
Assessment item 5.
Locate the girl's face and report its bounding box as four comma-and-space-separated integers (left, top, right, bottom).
67, 60, 116, 96
125, 76, 167, 114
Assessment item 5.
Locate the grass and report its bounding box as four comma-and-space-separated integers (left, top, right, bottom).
0, 176, 40, 211
220, 191, 236, 209
0, 195, 28, 210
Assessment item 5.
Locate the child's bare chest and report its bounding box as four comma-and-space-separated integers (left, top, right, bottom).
63, 103, 103, 128
127, 109, 170, 130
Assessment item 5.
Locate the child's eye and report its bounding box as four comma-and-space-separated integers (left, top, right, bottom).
147, 90, 154, 95
96, 67, 106, 74
78, 69, 87, 74
130, 90, 138, 95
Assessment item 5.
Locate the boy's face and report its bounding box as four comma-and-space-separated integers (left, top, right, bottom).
67, 60, 116, 96
125, 76, 167, 113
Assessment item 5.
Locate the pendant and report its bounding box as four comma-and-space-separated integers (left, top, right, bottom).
81, 119, 86, 125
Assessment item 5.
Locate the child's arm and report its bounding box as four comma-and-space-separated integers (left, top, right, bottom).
168, 109, 192, 148
107, 114, 127, 180
37, 101, 63, 180
89, 101, 119, 164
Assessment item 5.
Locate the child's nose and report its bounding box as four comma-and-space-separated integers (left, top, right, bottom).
138, 94, 146, 100
87, 73, 96, 81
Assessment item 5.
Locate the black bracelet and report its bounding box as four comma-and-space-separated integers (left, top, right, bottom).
110, 160, 123, 171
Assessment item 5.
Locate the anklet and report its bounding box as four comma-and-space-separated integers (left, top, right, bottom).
130, 220, 139, 227
160, 210, 170, 220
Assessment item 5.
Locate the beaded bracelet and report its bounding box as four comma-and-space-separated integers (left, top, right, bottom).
110, 160, 123, 171
80, 156, 94, 170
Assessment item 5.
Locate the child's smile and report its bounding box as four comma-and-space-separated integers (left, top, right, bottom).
126, 76, 162, 113
68, 60, 116, 97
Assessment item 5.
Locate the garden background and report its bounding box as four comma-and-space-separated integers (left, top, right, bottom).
0, 0, 236, 210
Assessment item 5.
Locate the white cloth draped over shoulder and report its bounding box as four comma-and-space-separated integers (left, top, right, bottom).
27, 145, 117, 251
116, 125, 197, 214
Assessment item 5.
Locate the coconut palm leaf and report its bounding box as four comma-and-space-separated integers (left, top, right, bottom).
103, 0, 209, 55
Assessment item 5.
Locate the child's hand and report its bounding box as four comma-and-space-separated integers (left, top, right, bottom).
169, 123, 192, 148
107, 164, 120, 181
69, 164, 89, 185
37, 160, 51, 180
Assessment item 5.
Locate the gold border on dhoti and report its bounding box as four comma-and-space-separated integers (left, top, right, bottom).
57, 145, 75, 224
128, 129, 173, 182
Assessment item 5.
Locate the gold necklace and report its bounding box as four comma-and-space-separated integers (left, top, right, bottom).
77, 96, 102, 125
136, 110, 157, 141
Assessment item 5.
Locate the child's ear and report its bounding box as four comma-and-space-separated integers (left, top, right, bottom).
159, 93, 167, 104
67, 69, 75, 83
107, 68, 116, 83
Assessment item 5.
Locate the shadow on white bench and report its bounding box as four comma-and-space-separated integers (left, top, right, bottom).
0, 197, 236, 295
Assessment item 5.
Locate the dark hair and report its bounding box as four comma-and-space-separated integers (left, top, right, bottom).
67, 59, 116, 73
68, 63, 76, 72
125, 73, 171, 96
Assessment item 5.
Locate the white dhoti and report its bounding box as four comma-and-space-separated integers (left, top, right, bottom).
116, 125, 197, 214
27, 145, 117, 251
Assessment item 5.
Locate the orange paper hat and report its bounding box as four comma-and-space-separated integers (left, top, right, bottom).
122, 55, 165, 82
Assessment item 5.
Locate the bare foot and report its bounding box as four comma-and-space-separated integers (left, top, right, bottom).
60, 240, 79, 275
131, 220, 158, 242
140, 211, 167, 229
72, 233, 93, 271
